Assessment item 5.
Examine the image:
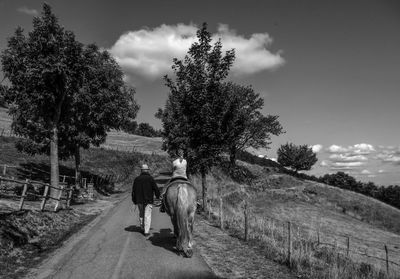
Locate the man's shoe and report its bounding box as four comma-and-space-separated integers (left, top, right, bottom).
144, 233, 150, 237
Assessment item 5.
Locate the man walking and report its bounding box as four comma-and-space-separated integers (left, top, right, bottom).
132, 164, 160, 236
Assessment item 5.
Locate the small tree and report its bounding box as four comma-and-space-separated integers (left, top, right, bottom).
220, 82, 284, 165
277, 143, 317, 173
160, 23, 235, 210
135, 123, 161, 137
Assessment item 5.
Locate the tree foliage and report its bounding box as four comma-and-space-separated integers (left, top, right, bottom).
160, 23, 235, 172
1, 4, 139, 191
1, 4, 85, 195
277, 142, 318, 172
135, 122, 162, 137
219, 82, 284, 164
159, 23, 235, 209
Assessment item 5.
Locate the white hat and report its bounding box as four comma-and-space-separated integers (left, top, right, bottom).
141, 164, 149, 170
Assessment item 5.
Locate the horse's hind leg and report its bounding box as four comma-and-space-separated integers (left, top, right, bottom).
171, 215, 179, 238
188, 210, 195, 248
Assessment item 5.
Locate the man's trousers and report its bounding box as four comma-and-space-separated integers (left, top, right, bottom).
137, 203, 152, 234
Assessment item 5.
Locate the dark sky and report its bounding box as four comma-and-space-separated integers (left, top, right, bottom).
1, 0, 399, 185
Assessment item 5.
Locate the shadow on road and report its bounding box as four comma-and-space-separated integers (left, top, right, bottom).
124, 225, 143, 233
148, 228, 177, 254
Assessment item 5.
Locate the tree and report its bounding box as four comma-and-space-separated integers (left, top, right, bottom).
1, 4, 85, 197
61, 46, 139, 183
1, 4, 139, 193
159, 23, 235, 209
135, 123, 161, 137
277, 143, 317, 173
220, 82, 284, 165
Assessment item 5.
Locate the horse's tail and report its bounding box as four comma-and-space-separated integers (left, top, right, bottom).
176, 184, 193, 258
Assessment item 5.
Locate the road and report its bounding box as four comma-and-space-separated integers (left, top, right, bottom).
27, 173, 218, 279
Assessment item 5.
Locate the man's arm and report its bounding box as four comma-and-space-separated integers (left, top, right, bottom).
152, 178, 160, 199
131, 180, 136, 203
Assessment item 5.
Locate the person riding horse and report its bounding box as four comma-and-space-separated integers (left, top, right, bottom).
160, 150, 188, 213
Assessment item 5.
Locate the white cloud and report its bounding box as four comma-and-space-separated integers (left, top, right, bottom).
109, 23, 284, 82
320, 160, 328, 167
377, 153, 400, 163
328, 145, 349, 153
17, 6, 38, 16
332, 162, 365, 168
329, 154, 368, 162
361, 169, 371, 175
328, 143, 375, 155
311, 144, 323, 153
353, 143, 375, 154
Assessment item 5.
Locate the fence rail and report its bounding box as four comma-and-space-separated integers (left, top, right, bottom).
0, 175, 71, 211
1, 162, 116, 211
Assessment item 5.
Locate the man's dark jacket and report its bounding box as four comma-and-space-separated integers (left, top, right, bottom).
132, 172, 160, 205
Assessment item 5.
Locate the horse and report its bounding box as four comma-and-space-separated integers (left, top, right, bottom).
164, 179, 197, 258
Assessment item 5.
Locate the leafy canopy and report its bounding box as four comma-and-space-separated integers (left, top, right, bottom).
1, 4, 139, 159
219, 82, 284, 163
160, 23, 235, 173
277, 142, 318, 172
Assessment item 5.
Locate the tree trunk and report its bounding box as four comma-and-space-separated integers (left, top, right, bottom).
50, 125, 60, 199
201, 168, 207, 212
74, 144, 81, 187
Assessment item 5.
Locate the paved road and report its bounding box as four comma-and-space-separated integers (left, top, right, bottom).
28, 173, 218, 279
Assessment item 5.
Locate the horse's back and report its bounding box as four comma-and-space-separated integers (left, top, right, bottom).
166, 180, 197, 213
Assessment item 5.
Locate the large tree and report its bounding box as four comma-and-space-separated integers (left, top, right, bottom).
1, 4, 139, 193
1, 4, 85, 197
159, 23, 235, 209
277, 143, 318, 173
220, 82, 284, 165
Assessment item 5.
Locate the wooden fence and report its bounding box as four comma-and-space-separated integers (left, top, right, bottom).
1, 163, 116, 210
211, 197, 400, 277
0, 176, 72, 211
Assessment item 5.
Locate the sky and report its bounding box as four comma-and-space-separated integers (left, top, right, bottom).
0, 0, 399, 185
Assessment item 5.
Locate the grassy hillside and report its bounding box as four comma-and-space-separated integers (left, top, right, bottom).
196, 162, 400, 278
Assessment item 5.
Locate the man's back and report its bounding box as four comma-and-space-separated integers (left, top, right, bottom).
132, 173, 160, 204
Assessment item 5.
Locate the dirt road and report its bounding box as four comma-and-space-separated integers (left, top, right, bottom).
26, 174, 218, 279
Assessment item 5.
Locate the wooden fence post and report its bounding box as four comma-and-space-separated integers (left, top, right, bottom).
54, 184, 64, 212
287, 221, 292, 266
66, 186, 73, 208
19, 179, 29, 210
244, 200, 249, 241
3, 165, 6, 176
385, 245, 389, 275
317, 223, 320, 246
346, 236, 350, 256
219, 197, 223, 230
40, 184, 49, 211
207, 200, 211, 220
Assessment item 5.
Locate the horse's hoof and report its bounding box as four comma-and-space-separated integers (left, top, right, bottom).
183, 249, 193, 258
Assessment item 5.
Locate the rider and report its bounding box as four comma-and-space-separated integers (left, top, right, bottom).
159, 149, 188, 213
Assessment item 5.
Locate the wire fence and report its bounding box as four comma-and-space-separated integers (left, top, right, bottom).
209, 195, 400, 277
